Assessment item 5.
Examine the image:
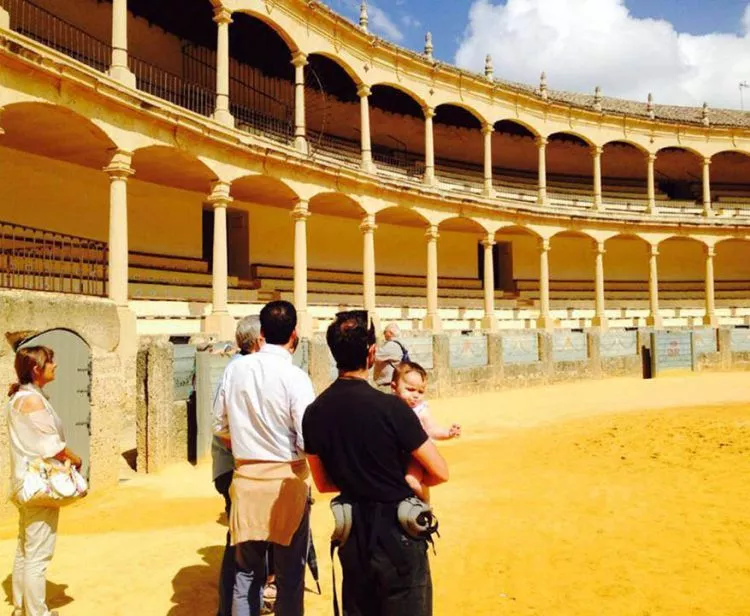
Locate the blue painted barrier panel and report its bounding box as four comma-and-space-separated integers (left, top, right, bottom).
405, 336, 434, 370
692, 328, 718, 355
195, 352, 232, 459
173, 344, 197, 401
449, 334, 489, 369
502, 332, 539, 364
600, 329, 637, 358
651, 331, 694, 373
552, 331, 587, 362
731, 328, 750, 352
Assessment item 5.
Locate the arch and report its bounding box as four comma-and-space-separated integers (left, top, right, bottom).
233, 9, 300, 54
550, 229, 597, 242
439, 216, 488, 234
657, 234, 708, 247
655, 145, 704, 159
369, 83, 427, 117
547, 131, 594, 148
715, 236, 750, 247
602, 139, 649, 156
230, 174, 300, 209
375, 205, 430, 227
711, 149, 750, 159
493, 223, 542, 240
0, 102, 116, 169
131, 145, 218, 194
308, 192, 365, 218
604, 231, 650, 244
305, 51, 364, 89
493, 119, 540, 139
434, 102, 485, 128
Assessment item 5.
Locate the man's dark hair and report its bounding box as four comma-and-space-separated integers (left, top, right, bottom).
327, 310, 376, 371
260, 300, 297, 345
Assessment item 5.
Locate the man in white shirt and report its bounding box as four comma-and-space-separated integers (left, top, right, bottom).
213, 301, 315, 616
373, 322, 408, 387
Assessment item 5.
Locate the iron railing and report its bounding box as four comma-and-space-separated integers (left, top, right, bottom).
1, 0, 111, 72
233, 104, 293, 143
0, 221, 107, 296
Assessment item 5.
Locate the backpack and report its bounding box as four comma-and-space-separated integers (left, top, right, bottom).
393, 340, 410, 364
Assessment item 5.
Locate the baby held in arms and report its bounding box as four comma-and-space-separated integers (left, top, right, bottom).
391, 361, 461, 503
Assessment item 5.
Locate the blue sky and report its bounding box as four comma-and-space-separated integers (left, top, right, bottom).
328, 0, 750, 108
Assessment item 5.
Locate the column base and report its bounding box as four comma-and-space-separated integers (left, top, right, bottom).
537, 195, 547, 207
423, 171, 436, 187
202, 311, 236, 341
294, 136, 309, 155
536, 315, 555, 331
482, 185, 495, 199
297, 310, 313, 339
703, 206, 714, 218
108, 66, 136, 89
361, 158, 376, 174
593, 200, 604, 212
423, 313, 442, 333
590, 315, 609, 331
213, 109, 235, 128
646, 314, 663, 329
481, 315, 497, 331
0, 8, 10, 29
647, 203, 657, 215
703, 314, 718, 327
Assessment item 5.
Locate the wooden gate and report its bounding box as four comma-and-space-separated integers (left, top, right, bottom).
19, 329, 92, 478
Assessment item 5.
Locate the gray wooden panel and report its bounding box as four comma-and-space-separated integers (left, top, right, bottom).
553, 331, 587, 362
195, 352, 231, 460
651, 331, 694, 373
449, 334, 488, 369
502, 332, 539, 364
692, 328, 718, 355
20, 329, 92, 478
731, 328, 750, 352
600, 329, 638, 358
172, 344, 197, 401
405, 336, 434, 370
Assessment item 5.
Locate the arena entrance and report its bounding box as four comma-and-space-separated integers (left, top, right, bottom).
18, 329, 92, 478
202, 207, 250, 279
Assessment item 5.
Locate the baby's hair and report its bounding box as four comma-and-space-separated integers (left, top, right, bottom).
391, 360, 428, 385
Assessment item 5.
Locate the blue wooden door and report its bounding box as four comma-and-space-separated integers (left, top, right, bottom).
19, 329, 92, 478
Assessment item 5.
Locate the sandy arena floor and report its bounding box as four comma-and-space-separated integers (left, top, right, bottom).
2, 373, 750, 615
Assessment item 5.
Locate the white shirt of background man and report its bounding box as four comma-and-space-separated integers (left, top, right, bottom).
212, 344, 315, 462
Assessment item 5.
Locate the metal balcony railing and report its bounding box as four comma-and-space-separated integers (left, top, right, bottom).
0, 221, 108, 297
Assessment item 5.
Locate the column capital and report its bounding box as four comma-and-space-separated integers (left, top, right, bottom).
481, 232, 496, 247
291, 200, 311, 220
291, 51, 308, 68
103, 149, 134, 180
425, 224, 440, 241
590, 145, 603, 157
593, 240, 606, 255
650, 244, 660, 257
703, 156, 712, 166
538, 237, 551, 252
422, 105, 436, 120
481, 123, 494, 136
705, 244, 716, 258
357, 83, 371, 98
359, 213, 377, 233
212, 6, 233, 25
646, 152, 657, 163
206, 180, 233, 208
535, 136, 548, 148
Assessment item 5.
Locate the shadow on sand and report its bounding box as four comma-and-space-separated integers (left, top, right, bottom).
168, 545, 223, 615
2, 574, 74, 611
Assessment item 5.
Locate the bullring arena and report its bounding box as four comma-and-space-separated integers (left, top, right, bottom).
2, 0, 750, 613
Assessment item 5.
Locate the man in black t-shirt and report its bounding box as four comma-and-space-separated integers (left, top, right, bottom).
303, 310, 449, 616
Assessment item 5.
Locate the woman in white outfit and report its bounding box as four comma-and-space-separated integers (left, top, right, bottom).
7, 345, 82, 616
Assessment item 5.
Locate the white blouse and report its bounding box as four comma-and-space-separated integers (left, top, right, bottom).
7, 384, 66, 494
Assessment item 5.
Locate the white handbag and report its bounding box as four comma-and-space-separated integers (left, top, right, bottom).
17, 458, 88, 508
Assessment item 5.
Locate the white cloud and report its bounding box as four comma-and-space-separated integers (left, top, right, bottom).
454, 0, 750, 110
369, 3, 405, 42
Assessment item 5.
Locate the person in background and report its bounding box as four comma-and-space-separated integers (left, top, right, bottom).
7, 345, 82, 616
373, 322, 408, 389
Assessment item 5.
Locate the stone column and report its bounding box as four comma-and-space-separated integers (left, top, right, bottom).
360, 213, 378, 328
592, 145, 603, 211
481, 234, 497, 331
536, 136, 548, 205
423, 106, 436, 186
212, 7, 234, 127
646, 153, 657, 214
647, 244, 663, 329
702, 157, 713, 217
424, 225, 442, 331
202, 181, 236, 340
108, 0, 136, 87
592, 241, 608, 329
482, 123, 494, 197
104, 150, 134, 307
357, 84, 375, 173
292, 200, 312, 337
292, 52, 308, 154
704, 244, 717, 327
537, 238, 554, 330
0, 6, 9, 29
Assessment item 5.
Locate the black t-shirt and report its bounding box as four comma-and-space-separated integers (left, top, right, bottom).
303, 378, 428, 503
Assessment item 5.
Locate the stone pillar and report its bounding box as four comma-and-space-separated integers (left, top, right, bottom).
702, 157, 713, 217
108, 0, 136, 87
704, 244, 717, 327
481, 234, 497, 331
536, 136, 548, 205
104, 150, 134, 307
0, 5, 10, 29
292, 200, 312, 337
423, 106, 436, 186
592, 241, 608, 329
647, 244, 663, 329
360, 213, 379, 329
537, 238, 554, 330
424, 225, 442, 331
592, 145, 603, 211
212, 7, 234, 127
482, 123, 494, 197
646, 153, 657, 214
292, 52, 308, 154
358, 84, 375, 173
202, 181, 235, 340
